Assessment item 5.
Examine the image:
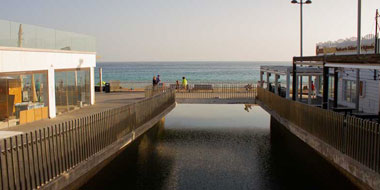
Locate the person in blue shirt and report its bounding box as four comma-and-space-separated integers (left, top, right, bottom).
157, 75, 161, 84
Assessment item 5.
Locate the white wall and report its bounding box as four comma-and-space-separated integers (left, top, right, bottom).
0, 49, 96, 118
337, 69, 379, 114
0, 50, 96, 72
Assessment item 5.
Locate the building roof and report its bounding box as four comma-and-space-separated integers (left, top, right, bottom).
260, 65, 322, 76
293, 54, 380, 65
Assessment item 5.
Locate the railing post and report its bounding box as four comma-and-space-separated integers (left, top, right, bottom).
99, 67, 103, 92
322, 65, 329, 109
292, 60, 297, 101
343, 116, 347, 154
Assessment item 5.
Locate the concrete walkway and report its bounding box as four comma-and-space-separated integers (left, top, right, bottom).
0, 92, 145, 137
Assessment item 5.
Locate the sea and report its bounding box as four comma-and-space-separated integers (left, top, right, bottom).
95, 61, 290, 86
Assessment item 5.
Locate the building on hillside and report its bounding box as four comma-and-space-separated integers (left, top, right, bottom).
0, 19, 96, 128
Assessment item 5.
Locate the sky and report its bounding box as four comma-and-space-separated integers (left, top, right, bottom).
0, 0, 379, 62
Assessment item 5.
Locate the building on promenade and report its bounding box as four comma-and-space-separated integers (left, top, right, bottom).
260, 36, 380, 118
0, 19, 96, 128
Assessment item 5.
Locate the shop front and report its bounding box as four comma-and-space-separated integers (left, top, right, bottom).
0, 71, 49, 128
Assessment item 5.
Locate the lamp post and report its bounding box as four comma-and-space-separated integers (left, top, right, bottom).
291, 0, 312, 58
357, 0, 361, 54
376, 9, 379, 54
291, 0, 311, 101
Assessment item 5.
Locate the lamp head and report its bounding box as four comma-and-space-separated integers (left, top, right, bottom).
291, 0, 298, 4
305, 0, 312, 4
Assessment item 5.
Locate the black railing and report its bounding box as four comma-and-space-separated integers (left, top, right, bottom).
0, 89, 175, 190
257, 87, 380, 174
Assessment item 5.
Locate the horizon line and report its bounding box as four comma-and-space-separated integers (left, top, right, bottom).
96, 60, 292, 63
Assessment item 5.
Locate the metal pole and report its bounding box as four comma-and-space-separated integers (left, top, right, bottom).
300, 1, 303, 57
322, 66, 329, 109
376, 9, 379, 54
99, 68, 103, 92
308, 76, 312, 104
292, 62, 297, 100
286, 69, 290, 99
300, 75, 303, 100
357, 0, 361, 54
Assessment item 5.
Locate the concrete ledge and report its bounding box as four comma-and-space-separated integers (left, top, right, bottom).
40, 103, 176, 190
176, 98, 256, 104
257, 100, 380, 190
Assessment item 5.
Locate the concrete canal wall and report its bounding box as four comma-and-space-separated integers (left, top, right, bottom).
264, 105, 379, 189
43, 103, 175, 190
257, 87, 380, 190
0, 90, 175, 190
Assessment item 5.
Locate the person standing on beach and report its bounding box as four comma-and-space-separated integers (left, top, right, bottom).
152, 76, 158, 86
176, 80, 180, 89
182, 77, 188, 90
157, 75, 161, 84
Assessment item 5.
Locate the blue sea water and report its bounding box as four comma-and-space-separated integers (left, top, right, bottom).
95, 61, 290, 84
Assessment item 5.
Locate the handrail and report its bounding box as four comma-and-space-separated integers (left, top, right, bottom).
145, 83, 256, 99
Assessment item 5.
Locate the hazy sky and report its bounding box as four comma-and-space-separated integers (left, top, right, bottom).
0, 0, 379, 62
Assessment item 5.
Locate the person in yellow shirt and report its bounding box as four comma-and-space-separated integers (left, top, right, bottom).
182, 76, 188, 90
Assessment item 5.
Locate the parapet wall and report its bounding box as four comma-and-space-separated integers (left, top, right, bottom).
257, 87, 380, 189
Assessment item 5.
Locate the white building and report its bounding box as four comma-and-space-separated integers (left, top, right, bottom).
315, 37, 380, 114
0, 20, 96, 128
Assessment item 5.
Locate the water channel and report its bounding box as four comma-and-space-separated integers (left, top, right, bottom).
81, 104, 357, 190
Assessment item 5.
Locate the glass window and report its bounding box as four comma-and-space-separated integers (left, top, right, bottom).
0, 71, 48, 128
55, 68, 90, 115
343, 80, 358, 103
329, 76, 334, 99
318, 76, 323, 95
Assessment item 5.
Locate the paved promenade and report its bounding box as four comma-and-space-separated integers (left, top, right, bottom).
0, 92, 145, 137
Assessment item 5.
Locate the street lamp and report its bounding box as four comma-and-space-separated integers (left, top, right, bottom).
291, 0, 312, 57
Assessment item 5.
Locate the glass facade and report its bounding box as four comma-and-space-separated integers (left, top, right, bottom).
329, 76, 334, 99
343, 80, 357, 103
343, 80, 364, 103
0, 71, 48, 128
0, 19, 96, 52
55, 69, 91, 115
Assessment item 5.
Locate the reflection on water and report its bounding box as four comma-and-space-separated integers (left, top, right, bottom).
81, 104, 356, 190
244, 104, 253, 112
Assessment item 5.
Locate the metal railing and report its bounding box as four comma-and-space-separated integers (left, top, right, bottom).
144, 86, 169, 98
145, 83, 256, 100
0, 89, 175, 190
257, 87, 380, 174
143, 83, 256, 99
175, 83, 256, 99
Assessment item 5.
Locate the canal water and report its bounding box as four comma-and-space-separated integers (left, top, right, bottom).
81, 104, 357, 190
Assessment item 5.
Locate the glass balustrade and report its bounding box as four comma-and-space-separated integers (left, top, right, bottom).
0, 19, 95, 52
